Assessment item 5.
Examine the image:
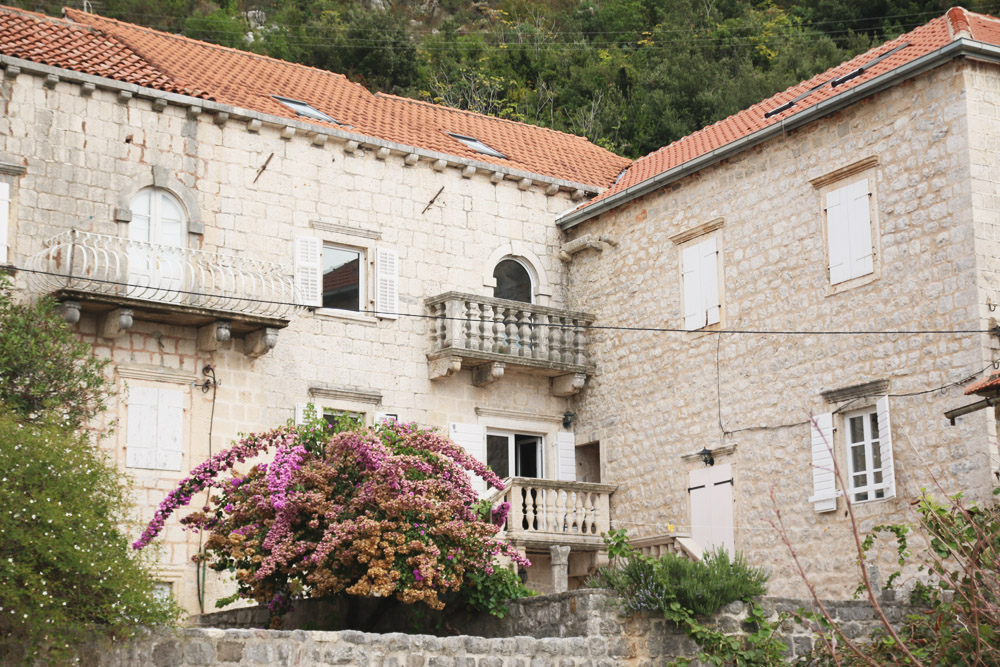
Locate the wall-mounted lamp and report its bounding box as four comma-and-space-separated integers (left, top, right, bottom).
562, 411, 576, 429
698, 447, 715, 467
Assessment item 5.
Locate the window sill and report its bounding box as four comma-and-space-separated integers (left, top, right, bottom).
826, 269, 879, 297
315, 308, 378, 326
683, 320, 725, 341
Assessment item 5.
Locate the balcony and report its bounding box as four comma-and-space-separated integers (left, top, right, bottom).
489, 477, 617, 551
27, 230, 296, 356
425, 292, 595, 395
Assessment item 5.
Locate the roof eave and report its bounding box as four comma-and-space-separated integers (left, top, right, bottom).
557, 37, 1000, 230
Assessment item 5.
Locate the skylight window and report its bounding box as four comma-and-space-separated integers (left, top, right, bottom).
272, 95, 339, 124
447, 133, 506, 159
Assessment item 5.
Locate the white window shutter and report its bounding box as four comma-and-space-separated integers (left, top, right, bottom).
700, 237, 720, 326
156, 389, 184, 472
846, 179, 874, 278
556, 431, 576, 482
375, 247, 399, 319
294, 403, 308, 425
826, 187, 851, 285
294, 236, 322, 307
876, 395, 896, 499
126, 386, 161, 470
449, 423, 488, 495
374, 412, 398, 425
0, 182, 9, 264
681, 244, 703, 330
808, 413, 837, 512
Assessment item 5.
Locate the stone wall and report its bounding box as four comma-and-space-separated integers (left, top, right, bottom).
565, 57, 999, 599
95, 590, 911, 665
1, 63, 589, 612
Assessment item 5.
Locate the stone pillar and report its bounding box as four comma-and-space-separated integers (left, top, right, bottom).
550, 545, 571, 594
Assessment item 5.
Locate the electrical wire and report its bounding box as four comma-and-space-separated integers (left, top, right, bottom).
14, 265, 1000, 337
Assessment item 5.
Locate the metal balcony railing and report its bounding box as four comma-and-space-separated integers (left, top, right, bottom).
27, 230, 295, 320
426, 292, 595, 376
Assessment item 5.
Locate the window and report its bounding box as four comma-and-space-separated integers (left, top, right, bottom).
809, 396, 895, 511
487, 432, 542, 479
130, 187, 186, 247
447, 133, 506, 159
273, 95, 339, 124
322, 408, 364, 429
681, 235, 721, 331
493, 259, 533, 303
0, 181, 10, 264
294, 236, 398, 319
322, 245, 362, 311
126, 386, 184, 471
825, 178, 874, 285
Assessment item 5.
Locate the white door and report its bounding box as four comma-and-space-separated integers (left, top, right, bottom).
129, 187, 186, 297
688, 463, 735, 555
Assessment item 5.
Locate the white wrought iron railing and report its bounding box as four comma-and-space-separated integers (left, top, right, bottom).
426, 292, 594, 368
27, 230, 295, 319
490, 478, 616, 547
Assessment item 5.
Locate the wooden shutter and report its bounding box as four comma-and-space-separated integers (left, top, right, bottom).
156, 389, 184, 471
846, 179, 874, 278
876, 396, 896, 499
808, 412, 837, 512
826, 186, 851, 285
682, 244, 703, 330
294, 403, 308, 425
449, 423, 487, 495
374, 247, 399, 319
126, 386, 159, 469
689, 464, 735, 554
294, 236, 322, 307
556, 431, 576, 482
0, 182, 9, 264
700, 237, 720, 326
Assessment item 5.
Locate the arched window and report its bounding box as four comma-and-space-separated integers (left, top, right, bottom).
493, 259, 533, 303
130, 187, 186, 247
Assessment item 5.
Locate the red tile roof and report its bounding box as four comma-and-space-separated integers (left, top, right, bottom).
562, 7, 1000, 222
0, 6, 629, 188
964, 371, 1000, 395
0, 6, 208, 98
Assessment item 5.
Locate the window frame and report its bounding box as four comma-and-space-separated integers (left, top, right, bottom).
843, 406, 889, 503
447, 133, 506, 159
320, 242, 365, 314
813, 159, 881, 294
272, 95, 340, 124
677, 230, 724, 332
492, 257, 535, 304
486, 429, 544, 480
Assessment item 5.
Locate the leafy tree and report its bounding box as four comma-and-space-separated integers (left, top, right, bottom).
0, 277, 179, 665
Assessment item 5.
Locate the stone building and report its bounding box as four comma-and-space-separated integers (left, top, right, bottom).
558, 8, 1000, 597
4, 2, 1000, 614
0, 6, 628, 612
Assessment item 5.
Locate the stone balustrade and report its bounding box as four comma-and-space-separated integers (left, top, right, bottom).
631, 533, 704, 562
425, 292, 595, 394
490, 477, 617, 550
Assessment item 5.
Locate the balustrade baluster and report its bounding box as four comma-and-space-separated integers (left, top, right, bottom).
505, 308, 518, 355
493, 305, 506, 353
583, 492, 596, 534
481, 303, 495, 353
574, 319, 588, 366
533, 313, 546, 359
555, 489, 568, 533
466, 301, 481, 350
549, 316, 563, 363
518, 310, 532, 357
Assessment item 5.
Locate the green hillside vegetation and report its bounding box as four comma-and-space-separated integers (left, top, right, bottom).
14, 0, 1000, 157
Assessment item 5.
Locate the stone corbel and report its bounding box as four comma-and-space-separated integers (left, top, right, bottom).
59, 301, 81, 325
244, 327, 278, 358
472, 362, 505, 387
428, 356, 462, 381
197, 321, 231, 352
99, 308, 134, 339
551, 373, 587, 397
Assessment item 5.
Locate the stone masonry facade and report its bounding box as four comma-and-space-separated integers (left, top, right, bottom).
566, 58, 1000, 598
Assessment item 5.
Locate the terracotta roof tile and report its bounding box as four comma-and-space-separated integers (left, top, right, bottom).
58, 7, 628, 188
964, 371, 1000, 395
567, 7, 1000, 218
0, 6, 209, 98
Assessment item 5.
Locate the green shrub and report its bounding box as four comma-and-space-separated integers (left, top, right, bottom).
459, 567, 536, 618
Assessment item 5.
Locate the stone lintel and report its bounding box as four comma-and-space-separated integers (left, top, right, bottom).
472, 362, 505, 387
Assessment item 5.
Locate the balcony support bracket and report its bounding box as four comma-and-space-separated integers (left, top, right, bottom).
198, 320, 232, 352
551, 373, 587, 397
472, 362, 505, 387
244, 327, 278, 358
59, 300, 82, 325
99, 308, 135, 339
428, 355, 463, 381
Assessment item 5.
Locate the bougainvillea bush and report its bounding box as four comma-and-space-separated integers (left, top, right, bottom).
135, 411, 529, 624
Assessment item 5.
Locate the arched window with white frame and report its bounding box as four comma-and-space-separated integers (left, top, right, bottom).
128, 187, 187, 292
493, 258, 534, 303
